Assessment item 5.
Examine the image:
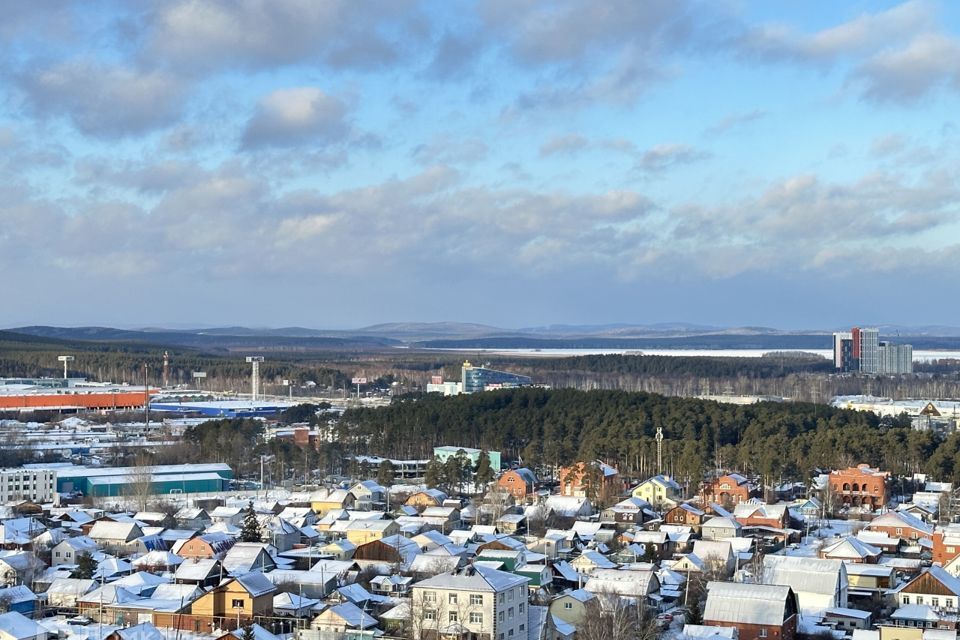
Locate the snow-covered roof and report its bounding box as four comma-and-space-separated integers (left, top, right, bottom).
820, 536, 881, 560
704, 581, 794, 626
868, 511, 934, 536
584, 568, 658, 597
235, 572, 276, 597
0, 611, 49, 640
413, 564, 529, 592
762, 556, 848, 596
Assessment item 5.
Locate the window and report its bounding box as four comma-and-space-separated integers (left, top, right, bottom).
424, 610, 436, 621
896, 528, 903, 535
509, 607, 514, 618
949, 547, 956, 554
564, 602, 573, 610
449, 593, 458, 605
449, 612, 458, 622
499, 612, 504, 623
947, 599, 954, 608
933, 598, 940, 607
470, 613, 483, 624
917, 597, 924, 604
508, 631, 514, 638
424, 591, 436, 603
231, 599, 244, 609
508, 590, 514, 601
759, 630, 767, 638
470, 594, 483, 605
903, 597, 910, 605
520, 624, 525, 632
519, 603, 524, 614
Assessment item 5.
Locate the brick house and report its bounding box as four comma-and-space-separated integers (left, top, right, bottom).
702, 474, 758, 507
497, 469, 537, 498
174, 533, 236, 560
704, 581, 799, 640
828, 464, 889, 510
932, 526, 960, 567
733, 502, 789, 529
558, 461, 621, 499
866, 511, 933, 543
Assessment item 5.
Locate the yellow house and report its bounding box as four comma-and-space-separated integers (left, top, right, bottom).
334, 519, 401, 546
549, 589, 596, 626
310, 489, 355, 516
189, 573, 276, 622
631, 475, 682, 509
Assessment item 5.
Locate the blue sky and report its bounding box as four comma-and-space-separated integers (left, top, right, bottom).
2, 0, 960, 330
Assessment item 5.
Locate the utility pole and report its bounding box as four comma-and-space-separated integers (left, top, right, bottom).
144, 362, 150, 431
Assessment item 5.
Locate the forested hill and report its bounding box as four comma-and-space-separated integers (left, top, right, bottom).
338, 387, 953, 486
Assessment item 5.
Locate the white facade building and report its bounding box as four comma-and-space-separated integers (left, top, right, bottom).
411, 565, 530, 640
0, 469, 55, 503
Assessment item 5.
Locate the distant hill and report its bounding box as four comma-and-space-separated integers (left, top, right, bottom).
6, 326, 400, 352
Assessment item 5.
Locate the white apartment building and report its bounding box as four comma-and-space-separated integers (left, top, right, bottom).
0, 468, 56, 502
411, 564, 530, 640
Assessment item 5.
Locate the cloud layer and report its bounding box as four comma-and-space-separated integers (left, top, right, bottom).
2, 0, 960, 327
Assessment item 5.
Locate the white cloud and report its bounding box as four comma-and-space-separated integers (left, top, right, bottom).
241, 87, 351, 149
18, 60, 185, 137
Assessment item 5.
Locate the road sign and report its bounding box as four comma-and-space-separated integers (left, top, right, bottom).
351, 377, 367, 384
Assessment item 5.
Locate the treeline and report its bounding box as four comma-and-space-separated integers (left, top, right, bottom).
0, 332, 350, 391
338, 387, 956, 488
507, 353, 833, 378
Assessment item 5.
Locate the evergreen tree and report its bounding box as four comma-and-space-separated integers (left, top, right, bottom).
377, 460, 396, 486
642, 542, 657, 562
684, 591, 703, 625
424, 457, 443, 489
74, 552, 96, 579
475, 450, 495, 486
241, 623, 256, 640
240, 501, 262, 543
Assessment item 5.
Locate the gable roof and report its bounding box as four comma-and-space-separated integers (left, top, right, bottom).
414, 563, 529, 592
704, 581, 795, 626
762, 555, 847, 595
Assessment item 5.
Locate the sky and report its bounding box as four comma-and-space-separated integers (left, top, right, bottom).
2, 0, 960, 330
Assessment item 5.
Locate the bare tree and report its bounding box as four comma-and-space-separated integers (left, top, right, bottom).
127, 453, 155, 513
483, 487, 515, 526
576, 592, 658, 640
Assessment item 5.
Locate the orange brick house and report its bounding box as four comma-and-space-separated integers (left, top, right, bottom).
702, 474, 759, 507
828, 464, 889, 509
497, 468, 537, 498
559, 461, 621, 499
174, 533, 236, 560
933, 527, 960, 566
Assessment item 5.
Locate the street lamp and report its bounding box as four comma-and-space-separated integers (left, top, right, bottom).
57, 355, 74, 380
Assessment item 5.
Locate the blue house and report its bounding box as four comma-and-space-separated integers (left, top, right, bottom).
0, 585, 37, 616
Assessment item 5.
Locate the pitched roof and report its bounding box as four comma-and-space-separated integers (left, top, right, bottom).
414, 563, 529, 592
704, 581, 795, 626
820, 536, 882, 560
234, 572, 276, 597
762, 555, 848, 595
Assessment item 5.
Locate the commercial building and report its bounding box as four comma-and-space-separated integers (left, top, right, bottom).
148, 400, 297, 418
461, 361, 532, 394
0, 384, 156, 413
0, 468, 56, 503
833, 327, 912, 374
50, 463, 233, 496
